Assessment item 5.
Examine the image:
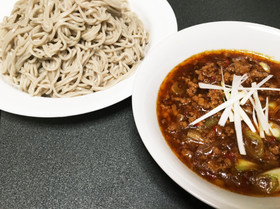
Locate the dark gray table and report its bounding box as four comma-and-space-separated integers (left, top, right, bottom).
1, 1, 280, 208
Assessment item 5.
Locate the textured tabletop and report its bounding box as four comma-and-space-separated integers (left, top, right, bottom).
1, 0, 280, 208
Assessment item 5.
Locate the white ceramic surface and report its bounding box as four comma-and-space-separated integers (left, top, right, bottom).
0, 0, 177, 117
132, 21, 280, 209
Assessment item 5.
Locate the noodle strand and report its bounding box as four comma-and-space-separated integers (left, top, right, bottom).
0, 0, 149, 97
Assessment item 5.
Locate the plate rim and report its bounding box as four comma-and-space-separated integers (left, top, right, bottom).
0, 0, 178, 118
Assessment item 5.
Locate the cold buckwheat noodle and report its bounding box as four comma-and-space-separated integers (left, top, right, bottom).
0, 0, 149, 97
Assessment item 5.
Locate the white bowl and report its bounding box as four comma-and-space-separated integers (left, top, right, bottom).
0, 0, 177, 117
132, 21, 280, 209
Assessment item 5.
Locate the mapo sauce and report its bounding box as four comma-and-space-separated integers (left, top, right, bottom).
157, 50, 280, 196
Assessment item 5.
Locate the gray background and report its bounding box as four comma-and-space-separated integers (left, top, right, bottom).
2, 0, 280, 208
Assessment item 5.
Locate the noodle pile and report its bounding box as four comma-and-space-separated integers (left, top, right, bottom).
0, 0, 149, 97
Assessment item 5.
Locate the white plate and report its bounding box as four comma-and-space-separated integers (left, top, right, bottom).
0, 0, 177, 117
132, 21, 280, 209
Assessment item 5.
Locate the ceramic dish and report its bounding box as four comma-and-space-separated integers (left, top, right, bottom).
132, 21, 280, 209
0, 0, 177, 117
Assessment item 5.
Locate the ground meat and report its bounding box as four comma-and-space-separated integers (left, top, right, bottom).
185, 77, 198, 97
268, 145, 280, 155
207, 90, 224, 109
225, 126, 235, 136
195, 62, 221, 83
193, 141, 233, 175
227, 57, 252, 75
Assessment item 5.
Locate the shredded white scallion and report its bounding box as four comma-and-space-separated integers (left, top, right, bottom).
190, 73, 280, 155
234, 99, 246, 155
240, 75, 273, 105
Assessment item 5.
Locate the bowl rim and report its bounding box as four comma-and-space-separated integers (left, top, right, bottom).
132, 21, 280, 209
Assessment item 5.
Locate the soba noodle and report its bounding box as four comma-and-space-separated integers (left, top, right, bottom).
0, 0, 149, 97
